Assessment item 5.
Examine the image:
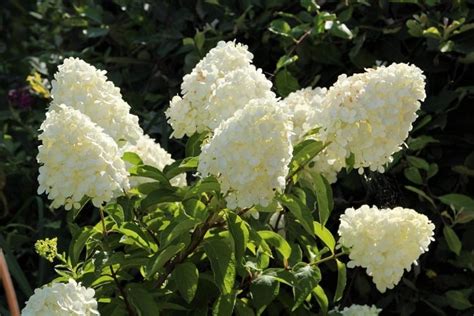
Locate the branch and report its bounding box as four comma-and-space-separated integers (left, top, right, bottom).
110, 265, 136, 316
154, 208, 250, 288
310, 252, 345, 266
154, 213, 216, 288
99, 207, 135, 316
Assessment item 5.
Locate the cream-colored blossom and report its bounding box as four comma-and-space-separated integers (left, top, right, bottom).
165, 41, 274, 138
334, 304, 381, 316
198, 98, 293, 209
309, 63, 426, 182
37, 105, 130, 209
338, 205, 435, 292
21, 279, 99, 316
280, 87, 327, 143
121, 135, 186, 187
50, 57, 143, 144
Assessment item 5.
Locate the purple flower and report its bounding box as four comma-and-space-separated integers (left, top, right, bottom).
7, 87, 34, 109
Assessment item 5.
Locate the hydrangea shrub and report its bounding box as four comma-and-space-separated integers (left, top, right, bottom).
27, 41, 435, 315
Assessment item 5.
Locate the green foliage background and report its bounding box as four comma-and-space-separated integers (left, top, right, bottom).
1, 0, 473, 315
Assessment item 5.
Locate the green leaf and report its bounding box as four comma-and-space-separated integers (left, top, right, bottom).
408, 135, 438, 151
173, 262, 199, 303
269, 19, 292, 37
263, 269, 296, 287
213, 291, 237, 316
146, 243, 185, 278
312, 285, 328, 315
423, 26, 442, 39
276, 55, 299, 70
334, 259, 347, 303
129, 165, 171, 187
404, 167, 423, 184
452, 165, 474, 177
122, 152, 143, 165
127, 284, 160, 316
406, 19, 423, 37
100, 298, 128, 316
140, 188, 182, 209
117, 222, 156, 251
275, 69, 299, 97
157, 302, 188, 312
84, 27, 109, 38
69, 226, 96, 266
427, 163, 439, 179
164, 157, 199, 179
163, 218, 199, 247
292, 264, 322, 311
313, 221, 335, 254
300, 0, 319, 12
456, 209, 474, 224
235, 299, 255, 316
278, 194, 314, 235
439, 194, 474, 212
204, 236, 236, 294
312, 173, 333, 225
227, 212, 249, 266
258, 230, 291, 260
405, 186, 436, 208
104, 203, 125, 226
184, 177, 220, 200
194, 31, 205, 52
185, 132, 209, 157
329, 21, 353, 39
136, 182, 162, 195
445, 289, 473, 310
250, 275, 280, 315
183, 199, 207, 221
83, 5, 103, 23
406, 156, 430, 171
443, 226, 462, 256
289, 139, 326, 179
345, 153, 355, 173
338, 6, 353, 22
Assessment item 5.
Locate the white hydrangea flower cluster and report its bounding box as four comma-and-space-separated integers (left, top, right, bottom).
198, 98, 293, 209
333, 304, 381, 316
121, 135, 186, 187
280, 87, 327, 143
37, 105, 130, 209
38, 58, 186, 209
51, 57, 143, 144
309, 143, 349, 184
165, 41, 275, 138
21, 279, 99, 316
338, 205, 435, 293
309, 63, 425, 180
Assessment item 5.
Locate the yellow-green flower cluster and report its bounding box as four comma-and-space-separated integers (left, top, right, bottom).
34, 237, 58, 263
